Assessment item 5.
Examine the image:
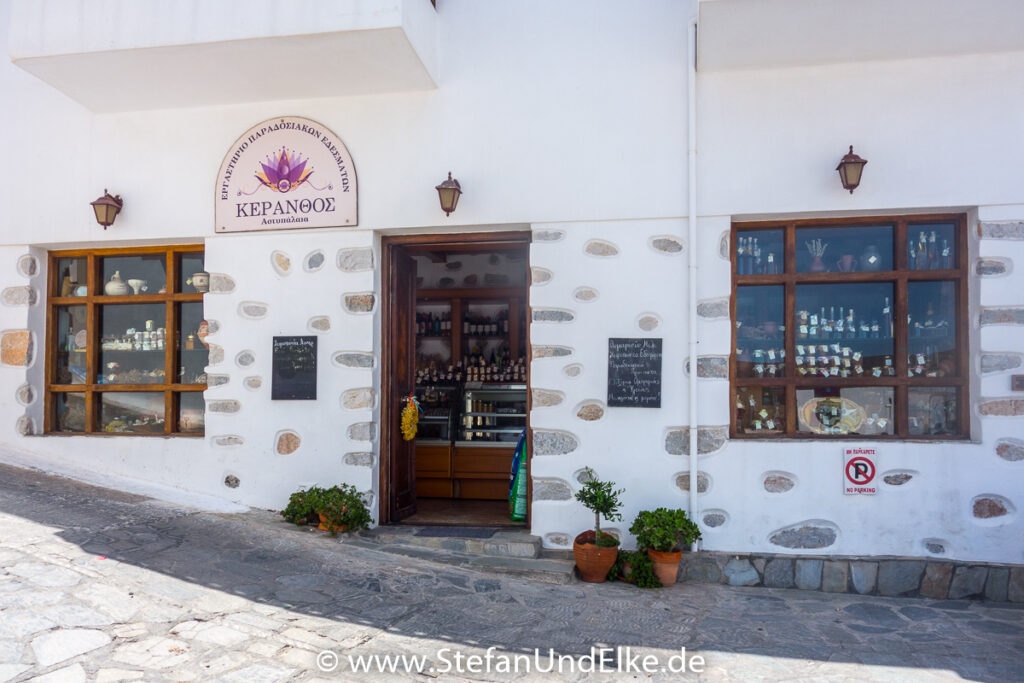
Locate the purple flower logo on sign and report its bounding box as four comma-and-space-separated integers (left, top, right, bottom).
255, 147, 314, 193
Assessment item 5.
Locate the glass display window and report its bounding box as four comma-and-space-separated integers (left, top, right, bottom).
47, 246, 206, 436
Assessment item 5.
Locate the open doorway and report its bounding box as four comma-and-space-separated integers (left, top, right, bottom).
380, 232, 531, 527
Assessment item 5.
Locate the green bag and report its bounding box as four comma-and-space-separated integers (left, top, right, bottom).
509, 431, 527, 521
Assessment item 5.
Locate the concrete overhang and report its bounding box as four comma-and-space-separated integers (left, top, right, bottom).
8, 0, 438, 112
698, 0, 1024, 71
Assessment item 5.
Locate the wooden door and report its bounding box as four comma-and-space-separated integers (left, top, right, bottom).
389, 247, 418, 521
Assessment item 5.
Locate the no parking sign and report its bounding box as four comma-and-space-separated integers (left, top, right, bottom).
843, 448, 877, 495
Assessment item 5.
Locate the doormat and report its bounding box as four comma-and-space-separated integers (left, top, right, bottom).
414, 526, 498, 539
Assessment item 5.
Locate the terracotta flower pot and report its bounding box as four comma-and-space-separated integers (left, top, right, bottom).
573, 530, 618, 583
317, 512, 348, 534
647, 549, 682, 586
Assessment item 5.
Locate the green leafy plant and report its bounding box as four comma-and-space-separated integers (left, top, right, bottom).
574, 467, 624, 544
281, 485, 324, 526
316, 484, 373, 535
607, 550, 662, 588
629, 507, 702, 552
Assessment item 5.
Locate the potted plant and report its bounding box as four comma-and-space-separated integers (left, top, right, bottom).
314, 484, 373, 535
608, 550, 662, 588
629, 507, 702, 586
572, 467, 624, 583
281, 485, 324, 526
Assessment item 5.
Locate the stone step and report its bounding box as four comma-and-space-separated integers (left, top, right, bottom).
359, 526, 542, 559
344, 535, 576, 585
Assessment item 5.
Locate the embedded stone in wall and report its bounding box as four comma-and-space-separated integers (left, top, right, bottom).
981, 352, 1022, 374
724, 558, 759, 586
304, 250, 325, 272
531, 388, 564, 407
533, 430, 578, 456
664, 426, 728, 455
360, 490, 375, 509
205, 320, 221, 335
795, 559, 823, 591
637, 314, 660, 331
575, 468, 597, 484
769, 521, 837, 549
697, 297, 729, 320
563, 363, 583, 377
573, 287, 598, 303
344, 452, 374, 467
684, 557, 723, 583
979, 307, 1024, 326
978, 399, 1024, 416
333, 351, 375, 368
719, 231, 729, 260
973, 495, 1012, 519
208, 274, 236, 294
533, 478, 573, 501
920, 563, 953, 599
1011, 569, 1024, 602
702, 511, 727, 528
675, 472, 709, 494
2, 286, 37, 306
584, 239, 619, 257
235, 350, 255, 367
976, 258, 1010, 277
15, 416, 34, 436
877, 560, 925, 596
445, 260, 463, 271
224, 475, 240, 489
238, 301, 269, 319
207, 344, 225, 366
206, 374, 229, 387
207, 400, 241, 414
212, 435, 244, 447
985, 568, 1010, 602
271, 251, 291, 276
343, 293, 376, 313
348, 422, 376, 442
15, 384, 34, 406
532, 308, 574, 323
532, 229, 565, 242
650, 236, 684, 254
244, 376, 262, 390
883, 472, 914, 486
308, 316, 331, 332
821, 561, 848, 593
576, 402, 604, 421
337, 248, 374, 272
979, 221, 1024, 239
531, 267, 552, 285
439, 277, 456, 288
342, 388, 376, 410
850, 562, 878, 595
996, 438, 1024, 462
763, 559, 795, 588
685, 356, 729, 378
276, 431, 301, 455
533, 345, 572, 358
16, 254, 38, 277
923, 539, 947, 555
544, 533, 571, 547
763, 473, 796, 493
948, 566, 989, 600
1, 330, 33, 367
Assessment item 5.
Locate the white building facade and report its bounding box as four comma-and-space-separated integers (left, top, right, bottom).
1, 0, 1022, 586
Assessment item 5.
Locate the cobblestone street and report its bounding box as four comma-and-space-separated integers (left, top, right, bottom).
0, 463, 1022, 682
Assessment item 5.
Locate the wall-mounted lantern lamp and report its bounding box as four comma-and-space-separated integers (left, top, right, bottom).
435, 172, 462, 216
90, 190, 123, 229
836, 146, 867, 194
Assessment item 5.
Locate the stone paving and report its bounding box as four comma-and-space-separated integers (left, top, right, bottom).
1, 464, 1022, 682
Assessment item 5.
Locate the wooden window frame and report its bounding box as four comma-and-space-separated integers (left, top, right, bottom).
45, 244, 207, 436
730, 213, 970, 440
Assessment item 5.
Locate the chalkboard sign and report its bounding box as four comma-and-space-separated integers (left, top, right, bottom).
607, 337, 662, 408
272, 336, 317, 400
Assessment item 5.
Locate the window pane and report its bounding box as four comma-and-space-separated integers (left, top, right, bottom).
98, 392, 165, 433
177, 392, 205, 434
735, 386, 785, 434
736, 286, 784, 378
179, 252, 207, 293
53, 393, 86, 432
796, 283, 894, 378
907, 222, 956, 271
908, 281, 957, 377
99, 304, 167, 384
736, 229, 783, 275
101, 253, 167, 295
796, 387, 895, 436
55, 305, 88, 384
178, 302, 209, 384
55, 257, 88, 297
908, 387, 959, 436
796, 225, 893, 273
